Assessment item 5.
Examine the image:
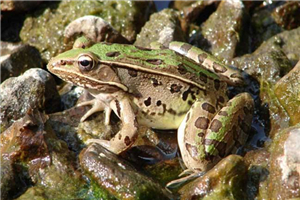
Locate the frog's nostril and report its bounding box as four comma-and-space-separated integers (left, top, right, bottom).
60, 60, 66, 65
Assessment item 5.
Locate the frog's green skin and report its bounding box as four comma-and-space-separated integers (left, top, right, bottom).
47, 40, 254, 173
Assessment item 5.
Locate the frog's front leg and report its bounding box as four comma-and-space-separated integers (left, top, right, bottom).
178, 92, 254, 172
77, 99, 112, 124
87, 97, 138, 154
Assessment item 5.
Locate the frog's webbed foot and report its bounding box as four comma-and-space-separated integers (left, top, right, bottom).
166, 170, 203, 189
77, 99, 111, 123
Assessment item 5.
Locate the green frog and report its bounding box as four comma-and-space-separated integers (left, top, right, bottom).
47, 38, 253, 176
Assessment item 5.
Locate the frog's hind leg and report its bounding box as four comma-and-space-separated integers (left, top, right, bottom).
204, 92, 254, 160
175, 93, 253, 184
177, 99, 218, 172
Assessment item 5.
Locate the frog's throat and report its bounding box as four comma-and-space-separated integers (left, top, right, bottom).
100, 60, 207, 90
50, 66, 128, 91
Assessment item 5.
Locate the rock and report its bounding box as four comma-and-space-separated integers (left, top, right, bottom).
1, 110, 85, 199
134, 9, 185, 48
244, 150, 270, 200
79, 143, 171, 200
179, 155, 248, 200
169, 0, 216, 33
233, 45, 292, 84
200, 0, 246, 62
272, 1, 300, 30
0, 68, 60, 132
250, 1, 285, 50
267, 126, 300, 199
64, 16, 130, 46
20, 1, 156, 62
1, 1, 41, 12
0, 42, 43, 81
274, 60, 300, 125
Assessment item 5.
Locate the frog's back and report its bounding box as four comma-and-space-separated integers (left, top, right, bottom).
89, 43, 220, 89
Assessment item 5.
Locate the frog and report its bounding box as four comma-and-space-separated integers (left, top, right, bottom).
47, 38, 254, 180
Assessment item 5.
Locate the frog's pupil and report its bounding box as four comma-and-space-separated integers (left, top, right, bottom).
80, 60, 91, 67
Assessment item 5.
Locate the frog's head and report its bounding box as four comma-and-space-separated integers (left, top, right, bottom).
47, 47, 127, 92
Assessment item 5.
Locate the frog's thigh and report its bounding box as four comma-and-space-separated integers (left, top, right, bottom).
205, 92, 254, 160
178, 99, 217, 171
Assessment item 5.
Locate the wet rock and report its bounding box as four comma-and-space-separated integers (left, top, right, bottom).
272, 1, 300, 30
20, 1, 156, 62
134, 9, 186, 48
1, 1, 41, 12
0, 42, 43, 81
199, 0, 245, 62
179, 155, 248, 200
274, 60, 300, 125
252, 27, 300, 67
244, 149, 270, 200
233, 45, 292, 84
79, 143, 171, 200
1, 110, 85, 199
64, 16, 129, 47
0, 68, 60, 132
251, 1, 285, 49
267, 125, 300, 199
170, 0, 216, 33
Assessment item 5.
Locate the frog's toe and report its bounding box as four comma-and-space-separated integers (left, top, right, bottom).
166, 171, 203, 189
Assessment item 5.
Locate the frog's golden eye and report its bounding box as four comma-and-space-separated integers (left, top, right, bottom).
78, 54, 95, 71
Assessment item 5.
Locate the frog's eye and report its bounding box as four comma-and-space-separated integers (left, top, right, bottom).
78, 54, 95, 71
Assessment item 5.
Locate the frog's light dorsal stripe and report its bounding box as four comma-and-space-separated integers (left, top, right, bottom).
51, 66, 128, 91
100, 60, 207, 90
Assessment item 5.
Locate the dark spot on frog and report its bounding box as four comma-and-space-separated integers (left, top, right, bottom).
214, 80, 220, 90
188, 100, 193, 106
199, 72, 208, 83
106, 51, 121, 57
213, 62, 227, 73
118, 134, 122, 140
218, 111, 228, 116
197, 53, 208, 64
150, 78, 162, 87
209, 119, 222, 132
170, 84, 182, 93
144, 97, 151, 106
128, 69, 138, 77
146, 59, 163, 65
150, 112, 156, 116
195, 117, 210, 129
182, 87, 195, 101
218, 96, 225, 104
115, 100, 121, 117
198, 132, 205, 138
202, 103, 216, 114
124, 136, 131, 146
177, 63, 187, 74
167, 108, 177, 115
156, 100, 162, 106
180, 44, 192, 55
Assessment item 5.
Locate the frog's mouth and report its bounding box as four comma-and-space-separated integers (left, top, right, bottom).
47, 61, 128, 92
